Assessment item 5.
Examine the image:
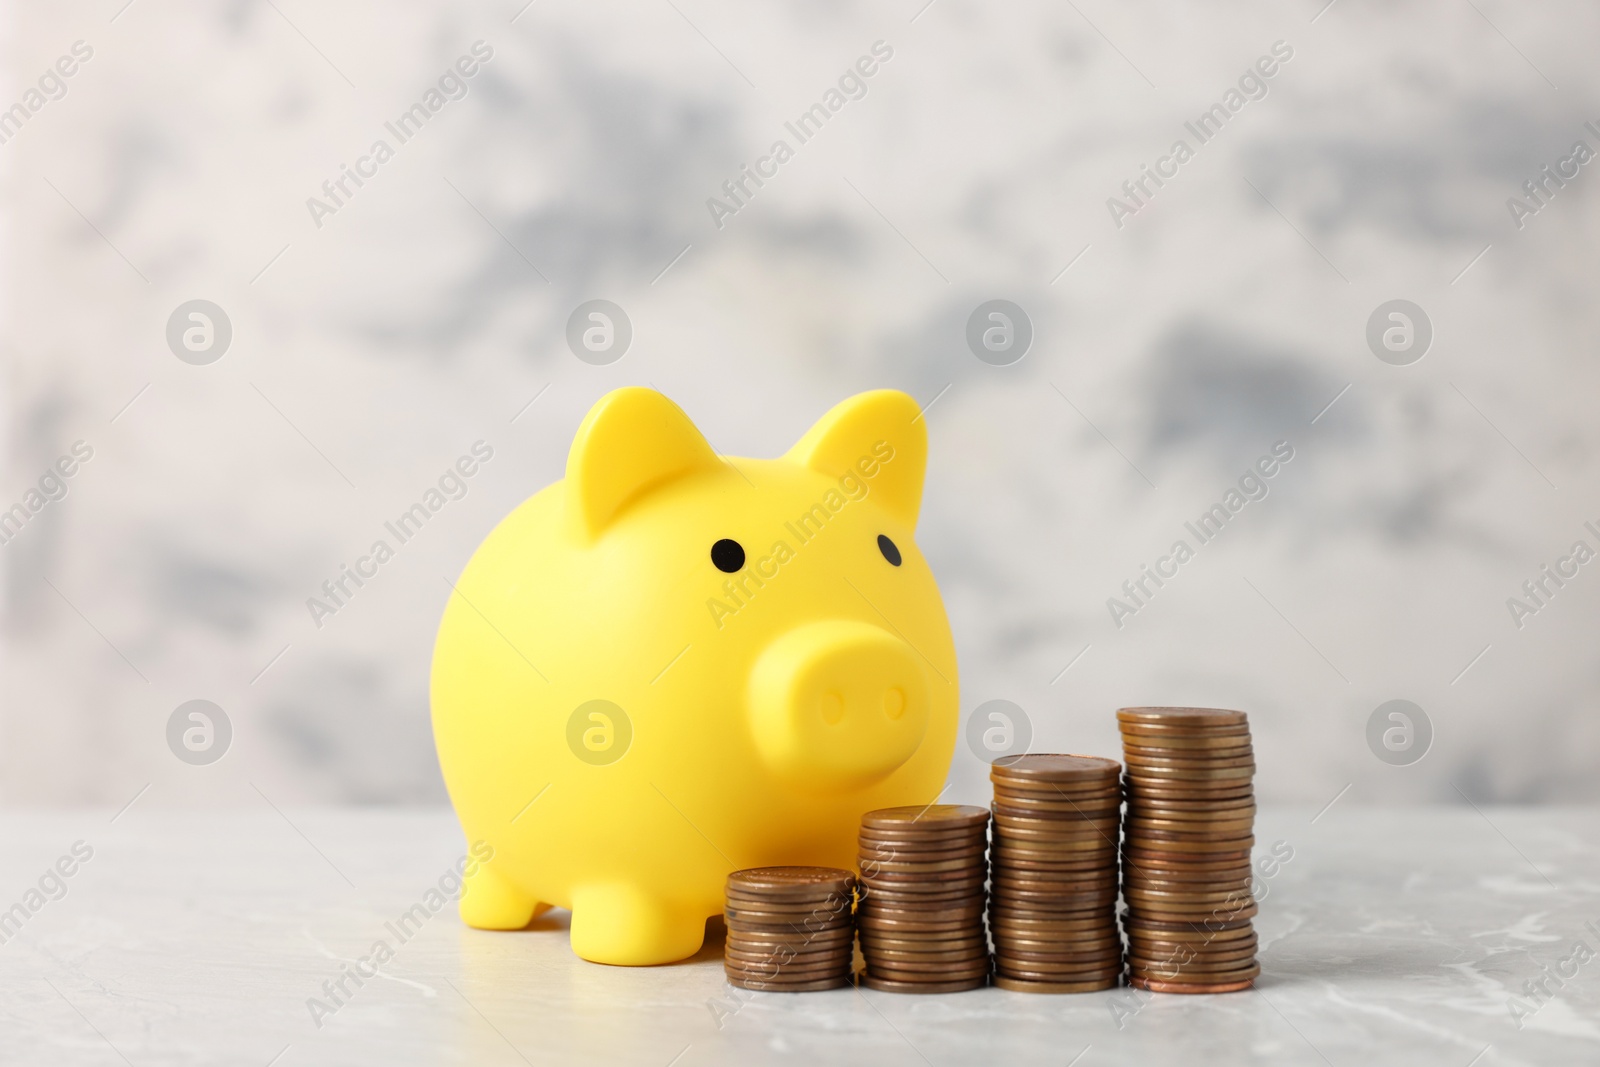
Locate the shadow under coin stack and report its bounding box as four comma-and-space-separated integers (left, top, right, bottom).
857, 805, 992, 993
988, 754, 1124, 992
723, 867, 857, 991
1118, 707, 1260, 993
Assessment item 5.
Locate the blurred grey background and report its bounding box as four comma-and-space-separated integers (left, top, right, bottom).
3, 0, 1597, 809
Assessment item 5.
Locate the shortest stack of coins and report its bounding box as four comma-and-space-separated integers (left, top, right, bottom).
989, 754, 1125, 992
857, 805, 991, 993
1119, 707, 1260, 993
723, 867, 857, 991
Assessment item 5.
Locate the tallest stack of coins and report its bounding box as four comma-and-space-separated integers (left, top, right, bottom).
1118, 707, 1260, 993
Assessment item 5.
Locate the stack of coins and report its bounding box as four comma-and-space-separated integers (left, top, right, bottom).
723, 867, 857, 991
988, 754, 1124, 992
1118, 707, 1260, 993
857, 805, 991, 993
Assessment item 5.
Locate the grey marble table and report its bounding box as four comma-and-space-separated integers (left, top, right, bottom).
2, 806, 1596, 1066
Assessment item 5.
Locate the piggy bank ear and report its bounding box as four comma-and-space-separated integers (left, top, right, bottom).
784, 390, 926, 523
566, 388, 721, 541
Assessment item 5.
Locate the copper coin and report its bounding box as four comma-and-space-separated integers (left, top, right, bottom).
1129, 960, 1260, 983
989, 912, 1113, 930
1126, 902, 1258, 923
1127, 940, 1258, 961
1124, 910, 1254, 927
991, 754, 1122, 781
724, 903, 853, 921
992, 884, 1118, 902
724, 894, 853, 914
726, 974, 854, 992
862, 805, 989, 831
994, 862, 1119, 879
1124, 806, 1256, 823
1117, 707, 1248, 726
1118, 723, 1250, 740
997, 957, 1124, 975
723, 894, 854, 917
859, 855, 989, 875
723, 895, 857, 921
1127, 948, 1257, 969
992, 779, 1122, 797
724, 920, 854, 938
859, 843, 987, 864
1123, 738, 1253, 755
729, 867, 855, 894
996, 937, 1122, 956
1121, 730, 1251, 748
1126, 975, 1254, 994
996, 944, 1123, 963
858, 918, 987, 935
858, 903, 984, 922
1125, 886, 1257, 904
860, 941, 989, 958
860, 940, 987, 956
991, 806, 1120, 822
990, 789, 1122, 807
869, 962, 991, 982
992, 812, 1120, 831
995, 945, 1123, 963
1127, 928, 1259, 948
993, 921, 1121, 937
991, 837, 1110, 855
858, 891, 985, 909
993, 975, 1119, 993
992, 848, 1117, 867
724, 959, 851, 981
867, 957, 993, 978
859, 871, 988, 888
993, 876, 1119, 894
862, 946, 991, 964
859, 890, 986, 909
995, 963, 1123, 983
861, 863, 988, 881
1125, 758, 1254, 774
726, 925, 855, 944
1124, 824, 1253, 841
858, 828, 989, 849
724, 950, 852, 971
1125, 767, 1255, 785
860, 974, 989, 993
1125, 879, 1253, 897
1123, 838, 1254, 856
1120, 851, 1254, 870
1124, 782, 1255, 800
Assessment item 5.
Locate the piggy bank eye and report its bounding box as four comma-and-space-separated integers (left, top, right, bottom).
877, 535, 902, 566
711, 538, 746, 573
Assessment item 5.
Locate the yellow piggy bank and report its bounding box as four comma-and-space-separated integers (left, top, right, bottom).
430, 387, 958, 965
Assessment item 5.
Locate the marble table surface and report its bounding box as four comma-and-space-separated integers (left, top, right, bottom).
2, 806, 1597, 1066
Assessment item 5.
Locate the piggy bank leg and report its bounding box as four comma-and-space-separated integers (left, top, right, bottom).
459, 857, 548, 930
569, 883, 705, 965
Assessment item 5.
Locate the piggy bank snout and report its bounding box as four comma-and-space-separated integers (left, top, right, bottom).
747, 620, 931, 791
